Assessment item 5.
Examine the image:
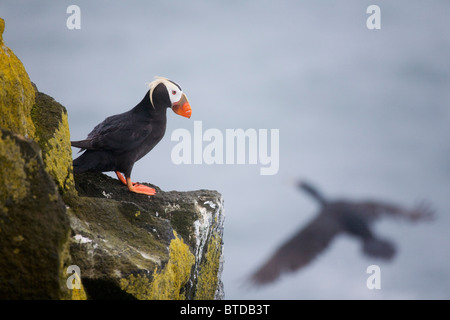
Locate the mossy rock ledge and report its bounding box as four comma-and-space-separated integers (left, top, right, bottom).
70, 173, 225, 300
0, 17, 225, 300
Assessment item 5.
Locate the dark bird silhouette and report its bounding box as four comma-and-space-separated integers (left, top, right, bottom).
71, 77, 192, 195
249, 181, 434, 286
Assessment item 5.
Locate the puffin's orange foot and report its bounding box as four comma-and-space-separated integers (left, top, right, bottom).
115, 172, 156, 196
129, 183, 156, 196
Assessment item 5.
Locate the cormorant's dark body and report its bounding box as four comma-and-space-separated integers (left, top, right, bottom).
72, 84, 170, 177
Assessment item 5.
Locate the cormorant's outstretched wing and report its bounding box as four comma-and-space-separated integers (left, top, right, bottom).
71, 112, 152, 152
354, 200, 434, 222
249, 211, 341, 286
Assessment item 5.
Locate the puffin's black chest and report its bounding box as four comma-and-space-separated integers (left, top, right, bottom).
133, 117, 167, 162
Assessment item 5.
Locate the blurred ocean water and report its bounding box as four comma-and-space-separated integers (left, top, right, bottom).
1, 0, 449, 299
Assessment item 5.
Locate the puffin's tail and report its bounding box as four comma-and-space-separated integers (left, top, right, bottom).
71, 140, 92, 153
298, 181, 327, 206
72, 150, 109, 174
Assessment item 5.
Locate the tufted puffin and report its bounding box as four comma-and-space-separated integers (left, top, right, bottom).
71, 77, 191, 196
249, 181, 434, 286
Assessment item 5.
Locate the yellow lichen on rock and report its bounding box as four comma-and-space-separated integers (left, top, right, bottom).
31, 90, 76, 195
67, 272, 88, 300
194, 232, 222, 300
120, 230, 195, 300
0, 17, 4, 38
149, 230, 195, 299
0, 18, 36, 139
41, 112, 75, 193
70, 287, 88, 300
119, 273, 152, 300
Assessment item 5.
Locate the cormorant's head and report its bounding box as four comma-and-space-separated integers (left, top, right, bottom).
298, 180, 327, 206
147, 77, 192, 118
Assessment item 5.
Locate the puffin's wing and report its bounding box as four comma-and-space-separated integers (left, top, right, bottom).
355, 200, 434, 222
249, 212, 341, 286
71, 113, 152, 152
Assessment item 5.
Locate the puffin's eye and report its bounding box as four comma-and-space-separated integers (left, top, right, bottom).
172, 90, 177, 95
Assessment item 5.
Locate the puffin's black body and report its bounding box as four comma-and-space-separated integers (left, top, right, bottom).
72, 91, 166, 177
249, 181, 434, 286
71, 78, 191, 195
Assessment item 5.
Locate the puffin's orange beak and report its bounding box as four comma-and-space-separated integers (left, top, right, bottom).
172, 93, 192, 118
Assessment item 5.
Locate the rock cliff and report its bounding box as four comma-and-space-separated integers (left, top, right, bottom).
0, 18, 225, 300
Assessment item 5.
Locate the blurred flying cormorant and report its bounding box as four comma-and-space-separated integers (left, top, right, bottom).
249, 181, 434, 286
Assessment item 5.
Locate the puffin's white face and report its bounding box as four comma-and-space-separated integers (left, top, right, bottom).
147, 77, 192, 118
165, 81, 183, 105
